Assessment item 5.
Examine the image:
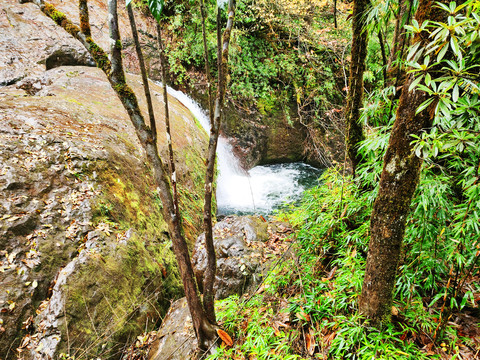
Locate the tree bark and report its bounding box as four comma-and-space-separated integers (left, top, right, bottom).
333, 0, 337, 28
126, 4, 157, 142
345, 0, 369, 177
156, 22, 180, 214
200, 0, 214, 127
378, 30, 387, 88
358, 0, 450, 326
202, 0, 236, 325
107, 0, 217, 349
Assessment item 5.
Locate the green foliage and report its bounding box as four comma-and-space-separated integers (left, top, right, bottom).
210, 295, 303, 360
161, 0, 343, 122
145, 0, 165, 22
206, 7, 480, 355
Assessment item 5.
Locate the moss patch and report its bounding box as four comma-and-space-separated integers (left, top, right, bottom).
59, 233, 182, 359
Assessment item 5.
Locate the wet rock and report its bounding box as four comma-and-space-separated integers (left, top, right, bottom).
147, 298, 197, 360
193, 215, 268, 299
45, 45, 96, 70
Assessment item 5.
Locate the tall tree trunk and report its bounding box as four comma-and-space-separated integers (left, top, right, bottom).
106, 0, 217, 349
126, 4, 157, 142
202, 0, 236, 325
62, 0, 216, 349
378, 30, 387, 88
333, 0, 337, 28
156, 22, 180, 214
345, 0, 369, 177
358, 0, 449, 326
200, 0, 214, 127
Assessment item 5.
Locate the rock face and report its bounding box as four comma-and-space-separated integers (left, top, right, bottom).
147, 298, 197, 360
192, 216, 268, 299
148, 216, 294, 360
0, 0, 209, 356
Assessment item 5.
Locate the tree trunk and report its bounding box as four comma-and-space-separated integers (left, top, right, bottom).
333, 0, 337, 28
378, 30, 387, 88
126, 4, 157, 142
200, 0, 214, 127
156, 22, 180, 214
345, 0, 369, 177
107, 0, 217, 349
358, 0, 450, 326
387, 0, 413, 86
49, 0, 218, 349
202, 0, 236, 325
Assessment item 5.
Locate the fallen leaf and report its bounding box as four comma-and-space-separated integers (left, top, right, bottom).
296, 310, 310, 322
217, 329, 233, 347
305, 331, 315, 355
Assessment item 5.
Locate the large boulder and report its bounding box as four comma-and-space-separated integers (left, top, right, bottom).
0, 63, 208, 360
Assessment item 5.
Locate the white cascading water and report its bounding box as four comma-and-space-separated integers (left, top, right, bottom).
165, 86, 322, 215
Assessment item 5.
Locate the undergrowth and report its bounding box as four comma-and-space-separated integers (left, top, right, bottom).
208, 163, 479, 359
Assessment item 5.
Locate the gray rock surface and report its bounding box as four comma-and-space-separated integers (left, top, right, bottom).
192, 216, 268, 300
147, 298, 198, 360
45, 45, 96, 70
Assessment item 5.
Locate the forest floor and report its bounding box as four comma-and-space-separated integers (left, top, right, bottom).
122, 216, 480, 359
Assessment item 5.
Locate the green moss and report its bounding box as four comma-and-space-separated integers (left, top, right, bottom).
113, 83, 137, 103
59, 233, 182, 359
43, 3, 66, 24
42, 3, 80, 37
86, 38, 112, 74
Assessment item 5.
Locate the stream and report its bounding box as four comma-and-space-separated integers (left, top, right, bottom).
165, 86, 323, 215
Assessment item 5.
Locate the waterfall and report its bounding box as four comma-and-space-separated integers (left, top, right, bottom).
164, 86, 323, 215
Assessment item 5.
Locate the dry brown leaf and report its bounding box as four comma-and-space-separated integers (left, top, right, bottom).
217, 328, 233, 347
296, 311, 310, 322
305, 331, 315, 355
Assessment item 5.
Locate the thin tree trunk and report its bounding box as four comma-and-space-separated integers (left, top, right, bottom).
202, 0, 236, 325
344, 0, 369, 177
387, 0, 413, 86
378, 30, 388, 88
107, 0, 217, 349
393, 0, 414, 89
126, 4, 157, 142
358, 0, 450, 326
200, 0, 214, 127
156, 22, 180, 214
53, 0, 218, 349
387, 0, 406, 71
334, 0, 337, 28
79, 0, 91, 37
